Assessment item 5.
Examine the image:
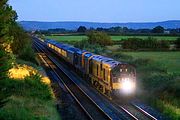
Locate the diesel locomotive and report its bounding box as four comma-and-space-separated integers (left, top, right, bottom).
45, 39, 136, 98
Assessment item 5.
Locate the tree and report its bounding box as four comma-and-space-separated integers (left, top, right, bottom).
152, 26, 164, 33
87, 31, 113, 46
77, 26, 87, 33
0, 0, 17, 75
10, 23, 30, 54
0, 0, 17, 108
122, 27, 129, 33
175, 37, 180, 48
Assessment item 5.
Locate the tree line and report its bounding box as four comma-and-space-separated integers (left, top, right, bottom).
36, 25, 180, 35
75, 30, 180, 51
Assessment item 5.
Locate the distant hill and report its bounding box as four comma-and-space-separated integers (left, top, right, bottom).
19, 20, 180, 30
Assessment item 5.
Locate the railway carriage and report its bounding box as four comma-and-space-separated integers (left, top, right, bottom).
66, 47, 80, 65
75, 50, 87, 73
83, 52, 94, 76
45, 39, 136, 99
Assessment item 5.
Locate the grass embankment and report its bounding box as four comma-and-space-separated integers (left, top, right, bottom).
108, 51, 180, 119
0, 64, 60, 120
46, 35, 178, 42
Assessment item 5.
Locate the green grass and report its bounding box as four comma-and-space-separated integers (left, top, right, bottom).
46, 35, 178, 42
150, 98, 180, 120
123, 52, 180, 73
46, 35, 87, 42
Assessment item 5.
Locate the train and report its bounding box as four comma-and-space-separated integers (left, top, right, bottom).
44, 39, 136, 99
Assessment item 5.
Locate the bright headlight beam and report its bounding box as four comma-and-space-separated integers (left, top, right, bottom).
121, 78, 135, 94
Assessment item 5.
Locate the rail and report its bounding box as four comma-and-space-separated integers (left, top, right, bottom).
33, 39, 112, 120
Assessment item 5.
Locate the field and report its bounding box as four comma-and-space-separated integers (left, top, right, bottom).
123, 52, 180, 120
123, 52, 180, 73
46, 35, 179, 42
46, 35, 87, 42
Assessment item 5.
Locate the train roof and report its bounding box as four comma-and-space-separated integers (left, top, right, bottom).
77, 50, 88, 55
46, 39, 59, 44
84, 52, 94, 58
46, 39, 127, 68
67, 47, 81, 53
46, 39, 82, 53
91, 55, 121, 68
103, 60, 120, 68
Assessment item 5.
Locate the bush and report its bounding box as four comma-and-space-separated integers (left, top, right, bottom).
10, 23, 29, 55
0, 74, 52, 101
0, 74, 59, 120
74, 39, 106, 54
87, 31, 113, 46
175, 37, 180, 48
143, 73, 173, 91
74, 39, 89, 49
18, 42, 36, 63
152, 26, 165, 33
9, 23, 36, 63
122, 37, 170, 50
143, 73, 180, 120
122, 38, 143, 50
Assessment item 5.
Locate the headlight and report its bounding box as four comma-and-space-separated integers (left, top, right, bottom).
121, 78, 135, 94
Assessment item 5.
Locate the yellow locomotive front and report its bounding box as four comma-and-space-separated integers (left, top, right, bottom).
111, 64, 136, 96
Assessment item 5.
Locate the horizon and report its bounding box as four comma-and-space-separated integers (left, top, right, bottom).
9, 0, 180, 23
19, 20, 180, 23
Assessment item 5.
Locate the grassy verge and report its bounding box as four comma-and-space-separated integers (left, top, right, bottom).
110, 52, 180, 119
151, 98, 180, 120
0, 64, 60, 120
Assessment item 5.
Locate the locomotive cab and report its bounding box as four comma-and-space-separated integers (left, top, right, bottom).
112, 64, 136, 96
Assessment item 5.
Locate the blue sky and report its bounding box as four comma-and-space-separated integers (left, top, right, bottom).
9, 0, 180, 22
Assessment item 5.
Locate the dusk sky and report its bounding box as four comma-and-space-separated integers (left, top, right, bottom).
9, 0, 180, 23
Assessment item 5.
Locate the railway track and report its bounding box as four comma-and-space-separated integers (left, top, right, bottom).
33, 38, 159, 120
113, 102, 158, 120
131, 103, 158, 120
33, 39, 112, 120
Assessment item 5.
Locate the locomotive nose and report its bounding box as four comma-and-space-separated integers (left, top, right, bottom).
121, 78, 136, 94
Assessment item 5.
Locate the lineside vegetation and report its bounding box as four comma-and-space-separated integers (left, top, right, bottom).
0, 1, 60, 119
